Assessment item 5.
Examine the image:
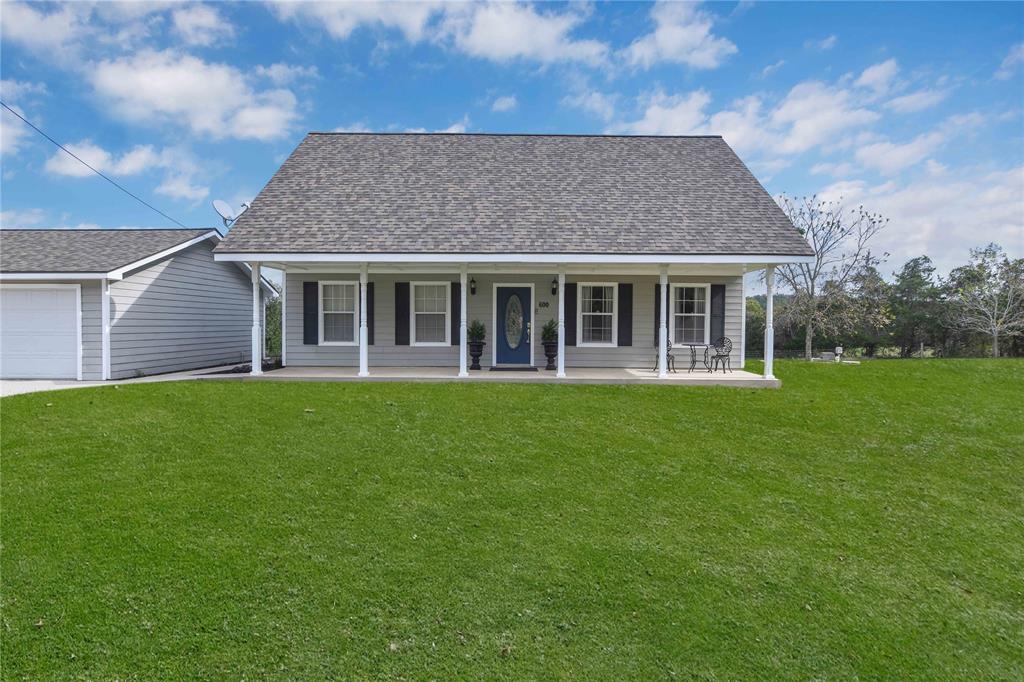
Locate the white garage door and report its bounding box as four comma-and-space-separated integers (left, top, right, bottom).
0, 286, 80, 379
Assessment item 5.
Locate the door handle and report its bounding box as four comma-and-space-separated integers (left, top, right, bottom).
526, 321, 531, 343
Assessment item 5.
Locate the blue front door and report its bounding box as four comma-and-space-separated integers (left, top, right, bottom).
495, 286, 532, 365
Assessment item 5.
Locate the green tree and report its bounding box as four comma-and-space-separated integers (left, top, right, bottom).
946, 244, 1024, 358
888, 256, 942, 357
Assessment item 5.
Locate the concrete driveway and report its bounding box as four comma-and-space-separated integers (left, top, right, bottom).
0, 364, 244, 397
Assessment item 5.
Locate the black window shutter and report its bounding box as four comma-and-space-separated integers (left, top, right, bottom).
366, 282, 374, 345
395, 282, 410, 345
653, 283, 661, 345
710, 284, 726, 343
617, 283, 633, 346
303, 281, 318, 345
450, 282, 460, 345
564, 283, 577, 346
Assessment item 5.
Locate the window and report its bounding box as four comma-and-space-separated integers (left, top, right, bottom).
671, 285, 709, 345
578, 283, 617, 346
319, 281, 358, 345
411, 282, 450, 346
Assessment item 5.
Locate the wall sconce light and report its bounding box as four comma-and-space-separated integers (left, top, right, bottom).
469, 277, 477, 295
551, 277, 558, 296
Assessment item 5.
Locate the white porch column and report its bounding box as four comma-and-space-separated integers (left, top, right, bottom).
740, 272, 747, 370
556, 267, 566, 378
280, 266, 287, 366
658, 266, 669, 378
459, 265, 468, 377
250, 262, 263, 376
358, 263, 369, 377
764, 265, 775, 380
101, 278, 111, 380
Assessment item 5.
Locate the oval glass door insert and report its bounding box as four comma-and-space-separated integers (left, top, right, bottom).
504, 294, 524, 349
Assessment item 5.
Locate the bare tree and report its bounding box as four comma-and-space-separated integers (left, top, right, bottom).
775, 195, 888, 359
947, 244, 1024, 358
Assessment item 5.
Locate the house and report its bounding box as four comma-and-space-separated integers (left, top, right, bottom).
213, 133, 814, 382
0, 229, 272, 380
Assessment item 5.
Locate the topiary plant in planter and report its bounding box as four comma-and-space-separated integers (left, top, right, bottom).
541, 318, 559, 370
467, 320, 486, 370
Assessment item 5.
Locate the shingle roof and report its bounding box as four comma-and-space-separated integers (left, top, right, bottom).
0, 229, 216, 273
215, 133, 813, 257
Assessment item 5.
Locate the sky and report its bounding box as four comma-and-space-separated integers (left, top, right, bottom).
1, 0, 1022, 277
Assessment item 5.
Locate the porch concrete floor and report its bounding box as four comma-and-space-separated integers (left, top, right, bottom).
217, 366, 779, 388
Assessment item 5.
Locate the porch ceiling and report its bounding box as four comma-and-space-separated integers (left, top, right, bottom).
252, 261, 758, 276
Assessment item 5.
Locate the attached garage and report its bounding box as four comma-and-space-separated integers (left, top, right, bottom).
0, 285, 81, 379
0, 229, 271, 382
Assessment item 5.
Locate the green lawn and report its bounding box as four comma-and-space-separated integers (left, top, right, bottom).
2, 360, 1022, 679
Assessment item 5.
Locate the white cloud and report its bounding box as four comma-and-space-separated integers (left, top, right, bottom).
171, 4, 235, 47
438, 115, 470, 133
995, 43, 1024, 80
610, 78, 879, 159
811, 161, 856, 177
886, 89, 947, 113
271, 2, 608, 66
43, 141, 209, 201
0, 80, 47, 157
805, 34, 837, 51
609, 89, 712, 135
253, 63, 319, 85
333, 123, 373, 132
855, 59, 900, 96
623, 2, 736, 70
156, 174, 209, 201
441, 3, 607, 66
818, 167, 1024, 273
0, 2, 87, 60
0, 208, 47, 227
89, 50, 299, 141
770, 81, 880, 154
855, 131, 945, 174
562, 89, 618, 121
491, 95, 518, 112
761, 59, 785, 77
271, 1, 442, 42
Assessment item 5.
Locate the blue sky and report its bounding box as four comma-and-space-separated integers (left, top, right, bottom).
1, 1, 1022, 274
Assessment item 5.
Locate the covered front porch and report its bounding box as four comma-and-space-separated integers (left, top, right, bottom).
219, 254, 789, 385
229, 365, 778, 388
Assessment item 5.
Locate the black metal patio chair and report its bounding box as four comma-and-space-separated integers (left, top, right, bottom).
652, 339, 676, 373
709, 337, 733, 373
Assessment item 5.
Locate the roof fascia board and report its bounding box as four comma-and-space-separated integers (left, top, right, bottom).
0, 272, 110, 281
214, 252, 816, 265
105, 230, 221, 280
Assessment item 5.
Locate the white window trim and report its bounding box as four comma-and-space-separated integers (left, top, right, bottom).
670, 283, 711, 346
410, 281, 451, 347
318, 280, 359, 346
576, 281, 618, 347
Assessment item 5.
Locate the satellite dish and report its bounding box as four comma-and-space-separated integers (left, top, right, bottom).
212, 199, 235, 226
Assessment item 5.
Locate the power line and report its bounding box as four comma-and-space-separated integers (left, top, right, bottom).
0, 100, 188, 229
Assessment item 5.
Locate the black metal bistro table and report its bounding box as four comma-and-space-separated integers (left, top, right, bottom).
679, 343, 711, 372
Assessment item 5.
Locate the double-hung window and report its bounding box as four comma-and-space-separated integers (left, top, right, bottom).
411, 282, 450, 346
319, 281, 358, 345
578, 283, 617, 346
671, 284, 709, 345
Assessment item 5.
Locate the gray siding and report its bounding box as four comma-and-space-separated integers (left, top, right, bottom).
285, 272, 743, 370
109, 241, 254, 379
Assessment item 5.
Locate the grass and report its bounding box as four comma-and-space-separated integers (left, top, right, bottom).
2, 360, 1022, 679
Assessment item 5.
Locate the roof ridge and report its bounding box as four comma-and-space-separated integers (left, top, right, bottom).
307, 132, 724, 139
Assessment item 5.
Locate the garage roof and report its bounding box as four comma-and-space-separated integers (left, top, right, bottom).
0, 229, 216, 274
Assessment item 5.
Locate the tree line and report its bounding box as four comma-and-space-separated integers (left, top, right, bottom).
746, 196, 1023, 359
